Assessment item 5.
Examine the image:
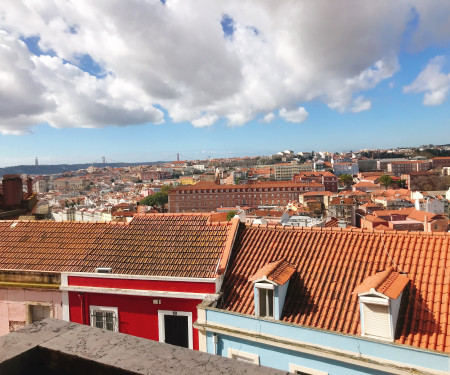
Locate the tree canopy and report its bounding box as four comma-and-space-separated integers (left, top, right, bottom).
339, 174, 353, 187
226, 211, 237, 221
379, 174, 393, 188
140, 192, 168, 211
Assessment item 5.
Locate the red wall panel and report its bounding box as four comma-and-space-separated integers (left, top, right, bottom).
69, 292, 202, 350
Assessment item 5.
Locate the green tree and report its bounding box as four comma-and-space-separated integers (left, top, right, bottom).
379, 174, 393, 189
339, 174, 353, 188
226, 211, 237, 221
160, 184, 173, 194
140, 192, 168, 212
397, 179, 407, 189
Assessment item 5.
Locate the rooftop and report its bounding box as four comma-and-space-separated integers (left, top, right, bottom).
0, 213, 238, 278
219, 225, 450, 352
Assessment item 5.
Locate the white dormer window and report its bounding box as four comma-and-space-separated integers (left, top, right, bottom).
249, 260, 296, 320
354, 267, 409, 342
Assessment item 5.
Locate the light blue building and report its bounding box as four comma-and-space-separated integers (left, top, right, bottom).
194, 225, 450, 375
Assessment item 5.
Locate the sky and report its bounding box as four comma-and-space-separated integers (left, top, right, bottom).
0, 1, 450, 167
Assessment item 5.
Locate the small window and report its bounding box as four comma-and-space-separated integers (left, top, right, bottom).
90, 306, 118, 332
29, 305, 51, 323
258, 287, 274, 318
228, 349, 259, 364
289, 364, 328, 375
362, 302, 390, 339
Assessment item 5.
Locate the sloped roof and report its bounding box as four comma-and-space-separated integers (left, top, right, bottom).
220, 225, 450, 352
249, 259, 296, 285
0, 214, 237, 278
353, 267, 410, 299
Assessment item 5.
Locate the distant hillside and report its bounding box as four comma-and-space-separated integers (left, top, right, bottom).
0, 162, 160, 177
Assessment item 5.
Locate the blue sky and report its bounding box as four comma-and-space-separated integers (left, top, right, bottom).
0, 1, 449, 167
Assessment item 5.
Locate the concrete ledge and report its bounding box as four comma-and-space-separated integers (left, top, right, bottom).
0, 319, 288, 375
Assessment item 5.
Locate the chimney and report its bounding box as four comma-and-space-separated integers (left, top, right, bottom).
2, 174, 23, 208
27, 176, 33, 197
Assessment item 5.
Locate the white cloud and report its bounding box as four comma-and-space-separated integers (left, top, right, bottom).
191, 114, 218, 128
350, 96, 372, 113
261, 112, 275, 123
0, 1, 448, 134
403, 56, 450, 106
279, 107, 309, 124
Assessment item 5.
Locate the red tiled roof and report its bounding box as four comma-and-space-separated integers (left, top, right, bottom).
249, 259, 296, 285
249, 210, 283, 218
330, 197, 355, 205
325, 218, 339, 227
0, 214, 237, 278
220, 225, 450, 352
353, 267, 410, 299
171, 181, 324, 192
353, 181, 379, 187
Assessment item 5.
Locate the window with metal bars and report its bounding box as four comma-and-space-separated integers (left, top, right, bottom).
90, 306, 118, 332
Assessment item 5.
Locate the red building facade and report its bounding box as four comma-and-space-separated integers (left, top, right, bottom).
292, 171, 338, 192
62, 274, 221, 349
168, 181, 325, 213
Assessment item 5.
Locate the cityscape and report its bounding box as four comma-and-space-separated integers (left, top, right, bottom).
1, 1, 450, 374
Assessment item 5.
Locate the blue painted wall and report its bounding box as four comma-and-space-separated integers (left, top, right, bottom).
204, 308, 449, 374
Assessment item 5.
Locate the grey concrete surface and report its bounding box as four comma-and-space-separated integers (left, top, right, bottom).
0, 319, 289, 374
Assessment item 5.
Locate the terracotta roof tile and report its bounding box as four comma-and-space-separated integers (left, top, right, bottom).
219, 225, 450, 353
353, 267, 410, 299
249, 259, 296, 285
0, 214, 237, 278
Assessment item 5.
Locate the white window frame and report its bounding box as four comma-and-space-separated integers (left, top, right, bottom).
289, 363, 328, 375
89, 305, 119, 332
255, 282, 275, 318
158, 310, 193, 349
228, 348, 259, 365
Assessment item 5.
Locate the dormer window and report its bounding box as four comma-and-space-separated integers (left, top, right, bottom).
255, 282, 274, 318
354, 267, 409, 341
249, 260, 296, 320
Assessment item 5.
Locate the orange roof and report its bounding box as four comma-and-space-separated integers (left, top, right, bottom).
325, 218, 339, 227
353, 181, 379, 187
220, 225, 450, 352
0, 214, 237, 278
353, 267, 410, 299
250, 210, 283, 218
171, 181, 324, 192
249, 259, 296, 285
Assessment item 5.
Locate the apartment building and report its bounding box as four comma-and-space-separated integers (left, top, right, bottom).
387, 160, 429, 176
168, 181, 324, 213
293, 171, 338, 192
274, 161, 312, 181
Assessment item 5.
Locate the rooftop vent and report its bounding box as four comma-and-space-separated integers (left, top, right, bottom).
95, 267, 112, 274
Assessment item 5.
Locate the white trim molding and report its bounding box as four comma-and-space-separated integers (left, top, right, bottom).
158, 310, 193, 349
61, 272, 217, 284
61, 291, 70, 321
228, 348, 260, 364
289, 363, 328, 375
89, 305, 119, 332
60, 285, 217, 301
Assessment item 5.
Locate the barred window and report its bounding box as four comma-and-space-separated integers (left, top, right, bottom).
90, 306, 118, 332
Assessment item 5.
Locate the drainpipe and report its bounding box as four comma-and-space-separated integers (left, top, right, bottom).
213, 333, 218, 355
78, 293, 86, 325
